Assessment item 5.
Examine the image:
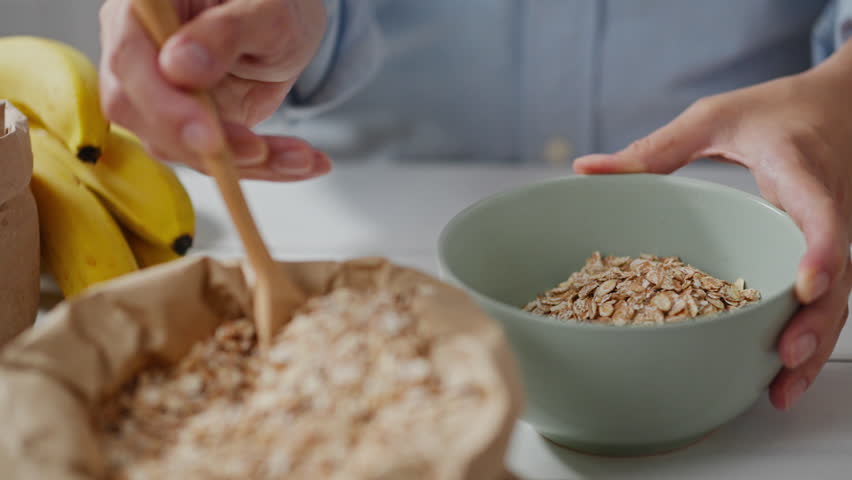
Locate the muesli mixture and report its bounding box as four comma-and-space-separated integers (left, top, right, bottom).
96, 287, 494, 479
524, 252, 760, 326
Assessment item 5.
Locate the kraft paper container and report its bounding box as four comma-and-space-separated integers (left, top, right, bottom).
0, 101, 39, 347
0, 256, 523, 479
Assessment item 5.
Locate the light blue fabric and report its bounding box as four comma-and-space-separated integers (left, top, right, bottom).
812, 0, 852, 62
289, 0, 384, 117
286, 0, 851, 164
836, 0, 852, 50
291, 0, 342, 102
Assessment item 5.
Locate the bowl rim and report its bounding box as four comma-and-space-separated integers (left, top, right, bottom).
437, 173, 802, 332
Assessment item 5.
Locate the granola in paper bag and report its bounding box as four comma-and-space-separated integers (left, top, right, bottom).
0, 256, 522, 480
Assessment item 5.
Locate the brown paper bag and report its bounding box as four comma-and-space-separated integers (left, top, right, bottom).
0, 101, 39, 347
0, 256, 523, 479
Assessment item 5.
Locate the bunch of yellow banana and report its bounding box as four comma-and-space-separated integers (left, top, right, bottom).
0, 36, 195, 298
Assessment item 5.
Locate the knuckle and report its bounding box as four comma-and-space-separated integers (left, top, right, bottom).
101, 88, 130, 122
687, 96, 722, 120
213, 9, 242, 45
625, 136, 656, 157
259, 0, 323, 60
106, 40, 133, 78
257, 8, 295, 51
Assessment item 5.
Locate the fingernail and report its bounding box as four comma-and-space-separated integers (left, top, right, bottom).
790, 332, 818, 368
181, 121, 217, 154
165, 41, 212, 75
785, 379, 808, 409
271, 150, 313, 175
797, 270, 830, 304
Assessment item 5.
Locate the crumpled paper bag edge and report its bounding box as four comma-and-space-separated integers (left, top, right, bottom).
0, 255, 523, 480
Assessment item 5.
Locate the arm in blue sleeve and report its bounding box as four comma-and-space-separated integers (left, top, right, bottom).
286, 0, 385, 117
813, 0, 852, 64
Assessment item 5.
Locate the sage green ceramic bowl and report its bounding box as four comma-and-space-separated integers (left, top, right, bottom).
437, 174, 805, 457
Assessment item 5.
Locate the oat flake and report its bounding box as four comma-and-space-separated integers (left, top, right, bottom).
524, 252, 760, 325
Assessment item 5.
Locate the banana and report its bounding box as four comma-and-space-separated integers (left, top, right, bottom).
55, 125, 195, 255
123, 227, 183, 268
0, 36, 108, 163
29, 128, 138, 298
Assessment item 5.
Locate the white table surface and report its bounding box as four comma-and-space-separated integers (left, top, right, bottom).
37, 162, 852, 479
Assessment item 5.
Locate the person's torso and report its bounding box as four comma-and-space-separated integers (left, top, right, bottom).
290, 0, 828, 165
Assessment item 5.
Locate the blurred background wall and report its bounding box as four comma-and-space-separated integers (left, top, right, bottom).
2, 0, 102, 61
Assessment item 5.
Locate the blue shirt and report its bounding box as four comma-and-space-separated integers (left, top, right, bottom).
275, 0, 852, 165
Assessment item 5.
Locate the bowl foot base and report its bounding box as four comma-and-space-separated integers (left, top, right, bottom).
539, 428, 717, 458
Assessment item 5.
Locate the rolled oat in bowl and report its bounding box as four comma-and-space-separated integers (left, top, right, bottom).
524, 252, 761, 326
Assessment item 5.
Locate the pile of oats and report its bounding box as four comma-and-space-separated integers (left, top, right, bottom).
524, 252, 760, 326
96, 287, 491, 479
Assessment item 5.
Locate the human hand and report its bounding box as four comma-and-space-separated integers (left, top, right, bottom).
99, 0, 331, 181
574, 42, 852, 411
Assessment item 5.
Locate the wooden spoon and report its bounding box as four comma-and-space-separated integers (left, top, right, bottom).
130, 0, 305, 349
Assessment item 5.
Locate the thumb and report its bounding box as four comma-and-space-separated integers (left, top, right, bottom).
159, 2, 254, 89
574, 99, 717, 174
773, 164, 851, 304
